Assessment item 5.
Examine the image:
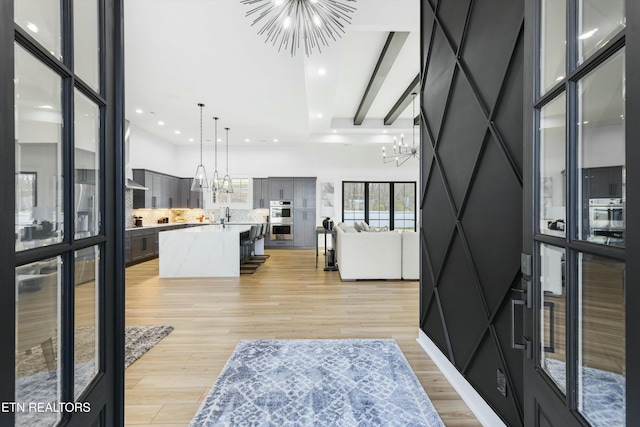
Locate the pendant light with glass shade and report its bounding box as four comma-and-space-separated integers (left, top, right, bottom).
191, 103, 209, 191
210, 117, 220, 194
220, 127, 234, 193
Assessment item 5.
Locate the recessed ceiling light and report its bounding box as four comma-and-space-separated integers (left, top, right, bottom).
188, 138, 194, 142
383, 130, 388, 133
273, 139, 279, 142
175, 130, 181, 134
316, 113, 323, 118
38, 105, 54, 109
157, 121, 164, 126
245, 138, 250, 142
217, 138, 222, 142
579, 28, 598, 40
135, 108, 143, 114
332, 129, 337, 133
318, 68, 326, 75
26, 22, 39, 33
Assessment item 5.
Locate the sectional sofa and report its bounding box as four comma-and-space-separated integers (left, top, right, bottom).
333, 222, 419, 281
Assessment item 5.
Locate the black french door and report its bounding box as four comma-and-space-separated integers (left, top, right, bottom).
521, 0, 639, 425
0, 0, 125, 425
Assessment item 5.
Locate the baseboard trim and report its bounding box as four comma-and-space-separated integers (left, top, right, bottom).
417, 329, 506, 427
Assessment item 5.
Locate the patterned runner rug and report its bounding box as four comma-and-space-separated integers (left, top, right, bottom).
190, 339, 445, 427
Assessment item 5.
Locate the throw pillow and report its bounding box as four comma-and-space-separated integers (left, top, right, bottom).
380, 226, 389, 232
354, 222, 362, 232
361, 221, 370, 232
345, 227, 358, 233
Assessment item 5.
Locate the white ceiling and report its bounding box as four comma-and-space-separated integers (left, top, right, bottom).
124, 0, 420, 147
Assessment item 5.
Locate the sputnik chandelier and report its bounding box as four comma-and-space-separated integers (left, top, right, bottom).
240, 0, 357, 57
382, 92, 420, 167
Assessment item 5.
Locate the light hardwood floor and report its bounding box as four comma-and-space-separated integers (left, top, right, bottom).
124, 249, 480, 426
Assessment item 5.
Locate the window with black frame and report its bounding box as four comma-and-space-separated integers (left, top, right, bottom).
342, 181, 416, 231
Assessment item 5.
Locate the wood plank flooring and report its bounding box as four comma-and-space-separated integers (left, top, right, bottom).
125, 249, 480, 426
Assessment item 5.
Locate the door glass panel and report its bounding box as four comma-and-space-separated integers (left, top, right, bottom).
75, 89, 101, 239
394, 183, 416, 231
578, 254, 625, 427
74, 0, 100, 91
539, 94, 566, 237
577, 49, 625, 246
15, 257, 62, 427
15, 44, 64, 252
14, 1, 62, 59
343, 182, 364, 226
540, 0, 566, 94
368, 183, 390, 228
539, 244, 566, 393
75, 246, 100, 399
578, 0, 625, 65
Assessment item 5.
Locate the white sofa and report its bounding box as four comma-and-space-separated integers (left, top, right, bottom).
401, 231, 419, 280
334, 224, 404, 281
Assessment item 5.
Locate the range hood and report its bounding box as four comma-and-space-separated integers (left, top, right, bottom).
125, 178, 148, 190
124, 120, 148, 190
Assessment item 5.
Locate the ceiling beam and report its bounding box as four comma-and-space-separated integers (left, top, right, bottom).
384, 74, 420, 125
353, 31, 410, 126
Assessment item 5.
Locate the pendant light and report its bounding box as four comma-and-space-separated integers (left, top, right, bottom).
211, 117, 220, 193
191, 103, 209, 191
221, 127, 234, 193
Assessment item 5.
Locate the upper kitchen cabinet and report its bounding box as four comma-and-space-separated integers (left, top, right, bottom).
162, 175, 179, 209
583, 166, 624, 199
253, 178, 270, 209
294, 178, 316, 209
269, 178, 294, 201
132, 169, 186, 209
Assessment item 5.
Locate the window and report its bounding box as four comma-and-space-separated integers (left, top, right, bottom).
215, 178, 249, 204
342, 181, 416, 231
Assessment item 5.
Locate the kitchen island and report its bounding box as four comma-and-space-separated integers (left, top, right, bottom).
159, 224, 254, 278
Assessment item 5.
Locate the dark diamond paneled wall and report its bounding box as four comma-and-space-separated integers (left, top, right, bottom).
419, 1, 524, 425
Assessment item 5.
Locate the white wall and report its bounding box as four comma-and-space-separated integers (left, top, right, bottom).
129, 125, 420, 225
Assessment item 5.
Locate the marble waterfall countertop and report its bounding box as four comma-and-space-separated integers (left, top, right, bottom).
158, 224, 256, 278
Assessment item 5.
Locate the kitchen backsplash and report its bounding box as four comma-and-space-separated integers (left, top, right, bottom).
205, 208, 269, 223
126, 188, 269, 227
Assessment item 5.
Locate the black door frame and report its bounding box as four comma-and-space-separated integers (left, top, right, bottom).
522, 0, 639, 425
0, 0, 125, 425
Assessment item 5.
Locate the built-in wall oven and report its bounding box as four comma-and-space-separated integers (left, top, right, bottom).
270, 200, 292, 222
270, 200, 293, 240
270, 223, 293, 240
588, 198, 624, 241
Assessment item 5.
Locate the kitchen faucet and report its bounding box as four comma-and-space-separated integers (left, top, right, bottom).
225, 207, 231, 222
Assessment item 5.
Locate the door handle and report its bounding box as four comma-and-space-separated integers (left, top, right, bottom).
511, 298, 532, 358
152, 196, 156, 208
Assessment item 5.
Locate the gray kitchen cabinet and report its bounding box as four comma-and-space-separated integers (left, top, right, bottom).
253, 178, 270, 208
178, 178, 191, 208
190, 182, 204, 209
294, 178, 316, 209
162, 175, 179, 208
129, 228, 156, 262
293, 209, 316, 248
269, 177, 294, 201
151, 172, 163, 208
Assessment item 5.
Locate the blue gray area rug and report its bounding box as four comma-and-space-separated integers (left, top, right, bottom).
190, 339, 445, 426
545, 358, 625, 427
